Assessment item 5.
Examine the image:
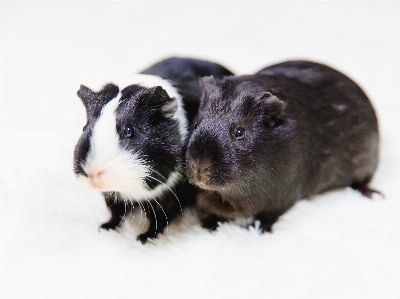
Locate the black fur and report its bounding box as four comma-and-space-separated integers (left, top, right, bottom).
186, 60, 380, 232
141, 57, 234, 124
73, 57, 233, 243
116, 85, 181, 190
100, 192, 127, 230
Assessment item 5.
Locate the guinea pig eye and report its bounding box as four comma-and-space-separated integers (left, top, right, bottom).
82, 124, 87, 132
123, 124, 135, 138
235, 127, 245, 141
194, 122, 199, 130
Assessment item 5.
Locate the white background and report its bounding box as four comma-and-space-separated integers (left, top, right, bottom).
2, 1, 400, 298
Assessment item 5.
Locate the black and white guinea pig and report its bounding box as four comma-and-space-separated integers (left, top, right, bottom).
185, 60, 380, 233
73, 57, 233, 243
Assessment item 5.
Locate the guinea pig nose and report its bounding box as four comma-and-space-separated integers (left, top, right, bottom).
199, 161, 213, 174
89, 170, 104, 179
191, 159, 213, 176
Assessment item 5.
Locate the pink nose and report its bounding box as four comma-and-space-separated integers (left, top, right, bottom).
90, 171, 104, 189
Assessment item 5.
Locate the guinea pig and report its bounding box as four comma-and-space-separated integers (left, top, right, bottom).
73, 57, 233, 243
185, 60, 379, 232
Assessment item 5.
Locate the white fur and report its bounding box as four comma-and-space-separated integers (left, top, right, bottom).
79, 91, 183, 201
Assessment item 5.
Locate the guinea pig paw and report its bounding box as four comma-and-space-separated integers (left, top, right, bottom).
255, 213, 280, 234
247, 219, 272, 233
351, 182, 383, 199
201, 214, 226, 231
100, 219, 122, 231
259, 222, 273, 234
136, 232, 157, 244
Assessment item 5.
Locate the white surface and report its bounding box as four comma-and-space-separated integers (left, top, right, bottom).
1, 2, 400, 298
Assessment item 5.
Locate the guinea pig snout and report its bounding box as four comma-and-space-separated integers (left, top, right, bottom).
88, 170, 105, 189
187, 132, 225, 187
189, 159, 213, 183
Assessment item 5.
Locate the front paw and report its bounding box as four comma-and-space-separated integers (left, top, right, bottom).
135, 219, 165, 243
100, 218, 122, 231
247, 219, 273, 233
201, 214, 225, 231
254, 212, 280, 233
259, 221, 273, 233
136, 232, 154, 244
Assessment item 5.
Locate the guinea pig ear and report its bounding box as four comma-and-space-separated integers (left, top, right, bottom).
77, 85, 94, 108
255, 92, 286, 118
77, 84, 119, 115
97, 83, 119, 104
199, 76, 220, 110
149, 86, 178, 118
199, 75, 216, 88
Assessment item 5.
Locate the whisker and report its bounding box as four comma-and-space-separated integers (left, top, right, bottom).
232, 184, 252, 217
247, 169, 273, 199
128, 198, 135, 223
205, 190, 221, 215
146, 174, 183, 215
121, 192, 138, 227
150, 196, 169, 232
145, 199, 158, 233
107, 191, 118, 209
120, 198, 127, 226
136, 199, 147, 232
114, 192, 126, 227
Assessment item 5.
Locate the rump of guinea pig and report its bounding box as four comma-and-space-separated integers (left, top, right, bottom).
185, 60, 380, 233
73, 57, 233, 243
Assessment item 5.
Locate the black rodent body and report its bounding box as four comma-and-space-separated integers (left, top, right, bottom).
73, 57, 233, 243
186, 60, 379, 232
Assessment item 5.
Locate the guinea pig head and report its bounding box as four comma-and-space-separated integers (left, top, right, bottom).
185, 76, 286, 194
73, 83, 183, 200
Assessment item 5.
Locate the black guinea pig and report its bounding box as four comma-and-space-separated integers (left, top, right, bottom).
185, 60, 380, 232
73, 57, 233, 243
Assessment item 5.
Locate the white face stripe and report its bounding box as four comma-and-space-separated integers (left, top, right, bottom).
81, 93, 149, 196
79, 83, 185, 201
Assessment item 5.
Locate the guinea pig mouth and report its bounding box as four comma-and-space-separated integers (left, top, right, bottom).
190, 169, 228, 190
189, 164, 214, 188
193, 180, 213, 190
